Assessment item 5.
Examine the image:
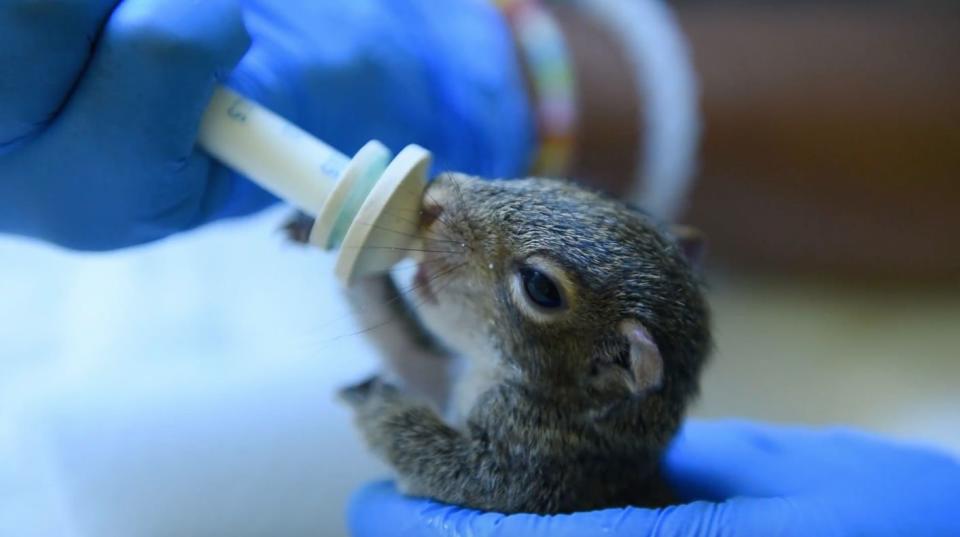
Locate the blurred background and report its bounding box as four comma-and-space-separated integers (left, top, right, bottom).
673, 0, 959, 452
1, 0, 958, 536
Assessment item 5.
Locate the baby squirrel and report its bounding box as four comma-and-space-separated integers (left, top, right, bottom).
288, 173, 711, 514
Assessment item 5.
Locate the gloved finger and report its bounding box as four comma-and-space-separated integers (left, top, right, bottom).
663, 419, 817, 501
388, 0, 534, 178
230, 0, 533, 179
347, 481, 658, 537
348, 481, 812, 537
647, 496, 813, 537
0, 0, 117, 145
44, 0, 251, 235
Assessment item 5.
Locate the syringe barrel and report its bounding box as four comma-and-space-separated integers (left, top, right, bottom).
199, 87, 349, 216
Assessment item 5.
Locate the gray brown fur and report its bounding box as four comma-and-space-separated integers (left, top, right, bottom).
291, 174, 711, 514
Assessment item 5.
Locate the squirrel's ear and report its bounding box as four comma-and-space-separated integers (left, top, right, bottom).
671, 225, 706, 268
619, 320, 663, 394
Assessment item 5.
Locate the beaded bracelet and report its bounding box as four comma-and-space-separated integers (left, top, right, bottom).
496, 0, 578, 177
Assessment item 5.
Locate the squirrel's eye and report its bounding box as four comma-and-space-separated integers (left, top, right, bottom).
519, 267, 564, 309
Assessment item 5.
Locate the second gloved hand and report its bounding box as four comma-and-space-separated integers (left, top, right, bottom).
0, 0, 532, 250
236, 0, 533, 181
347, 420, 960, 537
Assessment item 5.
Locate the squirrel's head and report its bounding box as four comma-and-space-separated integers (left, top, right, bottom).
410, 173, 710, 414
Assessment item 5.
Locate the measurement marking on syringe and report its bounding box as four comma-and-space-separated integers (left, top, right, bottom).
321, 157, 349, 178
226, 99, 249, 122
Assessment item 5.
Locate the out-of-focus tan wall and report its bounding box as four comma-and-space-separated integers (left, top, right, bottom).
674, 1, 960, 281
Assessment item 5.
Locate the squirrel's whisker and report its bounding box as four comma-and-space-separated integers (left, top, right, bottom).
379, 212, 461, 244
339, 246, 460, 254
350, 221, 430, 242
330, 261, 465, 342
387, 258, 457, 271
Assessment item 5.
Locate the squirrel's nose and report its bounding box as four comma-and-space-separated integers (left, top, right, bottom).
420, 199, 444, 229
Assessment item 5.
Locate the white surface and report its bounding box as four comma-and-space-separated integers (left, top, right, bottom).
3, 208, 957, 537
0, 208, 387, 537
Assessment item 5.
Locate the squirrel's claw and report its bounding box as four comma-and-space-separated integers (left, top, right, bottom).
338, 375, 381, 406
339, 375, 402, 408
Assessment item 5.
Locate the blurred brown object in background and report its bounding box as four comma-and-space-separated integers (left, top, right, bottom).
676, 2, 960, 281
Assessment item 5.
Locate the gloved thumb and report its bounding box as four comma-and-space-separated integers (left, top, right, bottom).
347, 481, 815, 537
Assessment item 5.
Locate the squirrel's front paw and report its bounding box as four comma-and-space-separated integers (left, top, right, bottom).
339, 375, 417, 455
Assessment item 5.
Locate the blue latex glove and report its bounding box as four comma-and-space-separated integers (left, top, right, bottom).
0, 0, 532, 250
348, 420, 960, 536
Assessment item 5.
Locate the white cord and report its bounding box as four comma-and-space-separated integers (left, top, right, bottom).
574, 0, 701, 221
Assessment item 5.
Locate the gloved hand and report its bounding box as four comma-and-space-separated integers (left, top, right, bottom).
0, 0, 532, 250
347, 419, 960, 537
